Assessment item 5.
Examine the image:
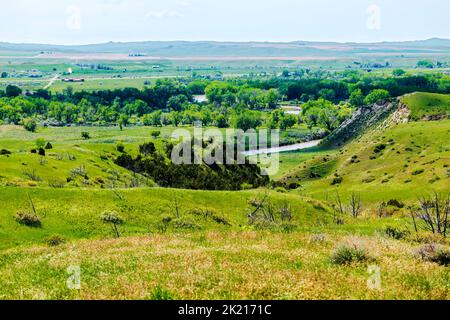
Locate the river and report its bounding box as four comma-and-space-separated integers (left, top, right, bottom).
242, 139, 322, 156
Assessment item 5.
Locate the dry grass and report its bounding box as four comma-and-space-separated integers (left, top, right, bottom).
1, 232, 449, 300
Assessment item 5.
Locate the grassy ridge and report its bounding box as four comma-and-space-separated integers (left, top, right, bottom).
401, 92, 450, 120
283, 119, 450, 205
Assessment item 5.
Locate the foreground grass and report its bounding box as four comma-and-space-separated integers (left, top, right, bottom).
1, 232, 449, 300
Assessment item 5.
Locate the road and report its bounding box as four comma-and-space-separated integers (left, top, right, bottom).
44, 74, 59, 90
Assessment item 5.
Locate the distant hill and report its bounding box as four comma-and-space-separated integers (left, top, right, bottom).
1, 39, 450, 57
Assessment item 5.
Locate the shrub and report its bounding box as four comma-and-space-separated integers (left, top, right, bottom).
116, 144, 125, 153
415, 244, 450, 266
45, 235, 66, 246
45, 142, 53, 150
387, 199, 405, 209
385, 226, 409, 240
362, 176, 376, 183
331, 245, 372, 265
151, 131, 161, 139
100, 211, 124, 238
0, 149, 11, 155
412, 169, 424, 175
15, 211, 41, 228
81, 132, 90, 140
22, 118, 37, 132
373, 144, 386, 154
38, 148, 46, 156
331, 176, 343, 185
139, 142, 156, 156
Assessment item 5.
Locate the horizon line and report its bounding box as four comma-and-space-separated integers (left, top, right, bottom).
1, 37, 450, 47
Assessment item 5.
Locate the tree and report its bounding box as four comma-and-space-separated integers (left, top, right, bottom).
279, 114, 297, 130
1, 72, 7, 78
234, 112, 261, 131
118, 114, 129, 130
319, 88, 336, 101
393, 69, 406, 77
349, 89, 364, 107
169, 111, 182, 127
364, 89, 390, 105
417, 60, 434, 69
5, 85, 22, 97
35, 138, 46, 149
167, 94, 189, 111
214, 114, 228, 128
22, 118, 37, 132
143, 111, 162, 127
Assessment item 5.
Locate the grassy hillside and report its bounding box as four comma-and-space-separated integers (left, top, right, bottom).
1, 93, 449, 300
401, 92, 450, 121
281, 100, 450, 206
0, 186, 336, 250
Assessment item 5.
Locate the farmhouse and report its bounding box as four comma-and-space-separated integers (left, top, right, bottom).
62, 78, 85, 83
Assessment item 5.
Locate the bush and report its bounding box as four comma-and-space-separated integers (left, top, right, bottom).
15, 211, 41, 228
45, 142, 53, 150
412, 169, 424, 175
81, 132, 90, 140
0, 149, 11, 155
385, 226, 409, 240
373, 144, 386, 154
331, 176, 343, 185
331, 245, 372, 265
116, 144, 125, 153
387, 199, 405, 208
416, 244, 450, 266
100, 211, 124, 238
151, 131, 161, 139
22, 118, 37, 132
38, 148, 46, 156
45, 235, 66, 246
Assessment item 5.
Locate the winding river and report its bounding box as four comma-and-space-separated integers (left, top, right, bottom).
243, 139, 322, 156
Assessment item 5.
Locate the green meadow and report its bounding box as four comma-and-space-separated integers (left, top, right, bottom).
0, 92, 450, 300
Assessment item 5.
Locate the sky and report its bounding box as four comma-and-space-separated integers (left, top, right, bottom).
0, 0, 449, 45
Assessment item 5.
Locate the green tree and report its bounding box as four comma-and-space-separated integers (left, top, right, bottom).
5, 85, 22, 97
392, 69, 406, 77
364, 89, 390, 105
22, 118, 37, 132
169, 111, 182, 127
417, 60, 434, 69
349, 89, 364, 107
143, 111, 163, 127
118, 115, 129, 130
214, 114, 228, 128
279, 114, 297, 130
234, 112, 262, 131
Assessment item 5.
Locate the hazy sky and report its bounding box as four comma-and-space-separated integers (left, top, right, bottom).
1, 0, 449, 44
